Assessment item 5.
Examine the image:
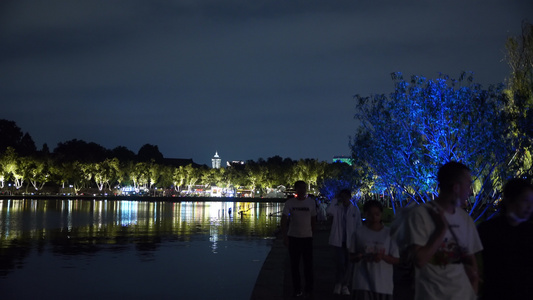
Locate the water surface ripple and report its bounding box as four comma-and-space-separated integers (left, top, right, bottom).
0, 199, 283, 300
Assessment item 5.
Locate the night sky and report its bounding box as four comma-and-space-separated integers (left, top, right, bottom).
1, 1, 532, 166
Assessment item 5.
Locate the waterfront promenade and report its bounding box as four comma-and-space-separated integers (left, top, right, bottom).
251, 222, 341, 300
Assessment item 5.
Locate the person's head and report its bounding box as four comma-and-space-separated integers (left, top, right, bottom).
501, 178, 533, 224
437, 161, 472, 207
363, 200, 383, 224
338, 189, 352, 206
294, 180, 307, 199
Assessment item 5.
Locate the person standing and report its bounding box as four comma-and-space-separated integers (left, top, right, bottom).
281, 180, 317, 297
326, 189, 361, 295
477, 178, 533, 300
405, 161, 483, 300
350, 200, 399, 299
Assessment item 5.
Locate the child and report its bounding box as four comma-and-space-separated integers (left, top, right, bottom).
350, 200, 399, 300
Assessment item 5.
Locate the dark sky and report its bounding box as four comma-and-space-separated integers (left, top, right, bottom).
1, 1, 532, 166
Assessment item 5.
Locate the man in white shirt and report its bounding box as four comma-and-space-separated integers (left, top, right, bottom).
281, 180, 317, 297
405, 161, 483, 300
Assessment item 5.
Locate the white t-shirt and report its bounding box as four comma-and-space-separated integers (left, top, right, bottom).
406, 202, 483, 300
350, 225, 398, 295
327, 200, 362, 247
282, 197, 317, 238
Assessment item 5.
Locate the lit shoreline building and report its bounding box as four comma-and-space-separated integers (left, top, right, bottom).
212, 151, 221, 169
332, 155, 353, 165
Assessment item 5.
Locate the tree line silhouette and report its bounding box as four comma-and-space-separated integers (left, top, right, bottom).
0, 119, 356, 197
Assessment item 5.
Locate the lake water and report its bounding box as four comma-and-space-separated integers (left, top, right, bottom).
0, 199, 283, 300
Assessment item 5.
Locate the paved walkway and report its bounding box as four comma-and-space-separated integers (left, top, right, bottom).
251, 222, 349, 299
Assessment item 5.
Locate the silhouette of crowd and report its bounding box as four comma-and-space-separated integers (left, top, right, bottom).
281, 162, 533, 299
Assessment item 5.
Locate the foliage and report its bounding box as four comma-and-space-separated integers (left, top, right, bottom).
53, 139, 109, 163
506, 22, 533, 108
318, 162, 366, 200
0, 119, 37, 156
93, 158, 120, 191
350, 72, 514, 219
504, 21, 533, 180
0, 120, 363, 197
137, 144, 164, 163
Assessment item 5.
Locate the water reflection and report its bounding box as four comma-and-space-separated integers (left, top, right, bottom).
0, 199, 282, 239
0, 199, 282, 275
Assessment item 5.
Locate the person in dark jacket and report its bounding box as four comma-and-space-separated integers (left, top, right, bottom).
478, 178, 533, 300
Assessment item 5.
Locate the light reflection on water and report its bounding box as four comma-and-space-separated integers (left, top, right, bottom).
0, 199, 283, 300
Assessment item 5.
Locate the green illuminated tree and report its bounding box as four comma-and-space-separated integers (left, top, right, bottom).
265, 156, 295, 187
0, 147, 18, 188
212, 167, 227, 188
225, 162, 246, 193
172, 165, 187, 192
259, 164, 274, 192
201, 167, 226, 189
506, 22, 533, 107
505, 21, 533, 179
200, 167, 214, 188
157, 165, 175, 191
2, 148, 24, 189
27, 157, 51, 191
147, 160, 162, 190
56, 161, 92, 194
289, 159, 327, 193
130, 162, 150, 190
93, 158, 120, 191
184, 164, 200, 192
244, 161, 262, 197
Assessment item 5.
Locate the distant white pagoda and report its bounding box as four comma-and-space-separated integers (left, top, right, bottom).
211, 151, 221, 169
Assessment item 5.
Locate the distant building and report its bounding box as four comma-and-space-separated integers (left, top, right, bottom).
226, 160, 245, 167
332, 155, 353, 165
212, 151, 221, 169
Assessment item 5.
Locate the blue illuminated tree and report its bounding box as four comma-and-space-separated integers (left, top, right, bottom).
351, 72, 514, 219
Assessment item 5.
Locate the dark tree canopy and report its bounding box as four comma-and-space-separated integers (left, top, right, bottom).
53, 139, 109, 163
0, 119, 36, 156
41, 143, 50, 156
137, 144, 164, 163
19, 133, 37, 156
110, 146, 137, 162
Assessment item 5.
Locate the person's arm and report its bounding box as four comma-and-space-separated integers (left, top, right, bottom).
326, 198, 337, 216
413, 207, 448, 268
463, 253, 480, 294
382, 254, 400, 265
281, 214, 289, 247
